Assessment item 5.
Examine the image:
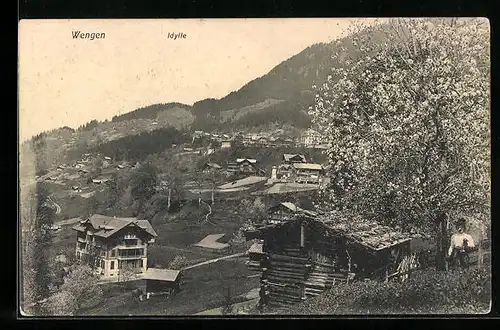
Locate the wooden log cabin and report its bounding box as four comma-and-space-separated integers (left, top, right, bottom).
267, 202, 318, 225
246, 214, 413, 307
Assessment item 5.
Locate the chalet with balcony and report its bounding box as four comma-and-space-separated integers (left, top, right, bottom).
300, 129, 324, 148
245, 213, 413, 307
226, 158, 259, 175
292, 163, 323, 184
72, 214, 158, 278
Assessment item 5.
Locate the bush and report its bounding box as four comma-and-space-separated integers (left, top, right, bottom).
168, 255, 189, 270
286, 268, 491, 315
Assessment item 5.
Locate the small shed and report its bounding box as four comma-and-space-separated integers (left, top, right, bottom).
193, 233, 230, 253
143, 268, 182, 297
247, 242, 265, 271
247, 213, 414, 306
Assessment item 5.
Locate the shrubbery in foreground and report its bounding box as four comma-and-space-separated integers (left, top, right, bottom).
285, 268, 490, 315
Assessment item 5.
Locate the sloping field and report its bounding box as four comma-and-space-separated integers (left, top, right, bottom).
220, 99, 285, 122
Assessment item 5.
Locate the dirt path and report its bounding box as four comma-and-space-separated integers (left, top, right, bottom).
181, 252, 247, 271
194, 298, 259, 315
47, 196, 62, 215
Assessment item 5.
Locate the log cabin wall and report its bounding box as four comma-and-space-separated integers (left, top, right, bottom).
262, 222, 309, 306
261, 220, 353, 306
259, 219, 414, 307
301, 221, 351, 299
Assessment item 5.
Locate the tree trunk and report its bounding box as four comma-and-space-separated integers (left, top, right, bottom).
435, 213, 448, 271
477, 225, 484, 269
167, 188, 171, 212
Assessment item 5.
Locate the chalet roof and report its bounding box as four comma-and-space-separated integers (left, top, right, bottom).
72, 214, 157, 238
278, 164, 294, 170
194, 233, 229, 250
217, 176, 267, 189
283, 154, 306, 162
319, 220, 412, 251
257, 215, 411, 252
142, 268, 181, 282
277, 202, 300, 212
205, 162, 222, 169
293, 163, 323, 170
252, 183, 319, 195
268, 202, 318, 217
302, 128, 320, 135
236, 158, 257, 164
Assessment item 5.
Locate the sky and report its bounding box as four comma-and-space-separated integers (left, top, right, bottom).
18, 18, 373, 142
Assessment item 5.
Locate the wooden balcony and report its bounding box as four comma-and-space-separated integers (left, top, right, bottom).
116, 244, 147, 250
117, 254, 145, 260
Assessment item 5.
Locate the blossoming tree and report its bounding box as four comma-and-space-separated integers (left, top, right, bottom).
311, 18, 490, 270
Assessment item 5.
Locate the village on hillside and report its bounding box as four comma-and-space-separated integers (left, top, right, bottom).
20, 18, 491, 317
21, 123, 491, 315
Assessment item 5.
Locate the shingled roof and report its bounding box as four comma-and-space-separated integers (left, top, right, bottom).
255, 214, 411, 252
307, 213, 412, 251
251, 183, 319, 195
72, 214, 158, 238
268, 202, 318, 217
283, 154, 306, 162
323, 221, 412, 251
293, 163, 323, 171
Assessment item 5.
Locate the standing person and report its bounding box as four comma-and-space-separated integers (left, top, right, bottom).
447, 218, 476, 269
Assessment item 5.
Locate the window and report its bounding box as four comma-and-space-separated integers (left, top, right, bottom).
110, 261, 115, 270
100, 260, 105, 269
110, 249, 116, 257
139, 259, 143, 268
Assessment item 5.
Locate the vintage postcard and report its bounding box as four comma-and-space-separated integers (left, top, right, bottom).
18, 18, 491, 316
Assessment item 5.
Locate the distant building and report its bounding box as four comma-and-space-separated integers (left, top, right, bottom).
283, 154, 307, 164
277, 164, 294, 181
256, 136, 268, 146
300, 129, 323, 148
72, 214, 157, 278
203, 162, 222, 172
226, 158, 258, 175
293, 163, 323, 184
221, 140, 232, 149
